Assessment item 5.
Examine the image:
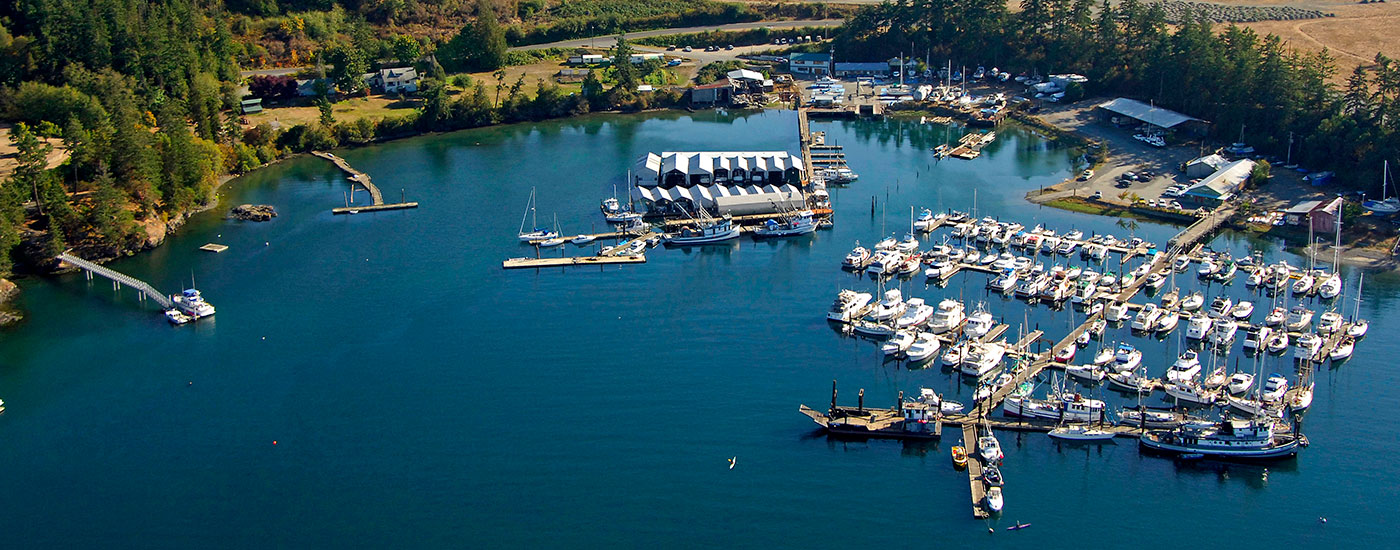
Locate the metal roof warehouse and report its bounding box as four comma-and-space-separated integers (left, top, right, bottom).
1097, 98, 1209, 134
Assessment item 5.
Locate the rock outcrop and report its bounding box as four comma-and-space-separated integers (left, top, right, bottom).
0, 277, 21, 327
230, 204, 278, 222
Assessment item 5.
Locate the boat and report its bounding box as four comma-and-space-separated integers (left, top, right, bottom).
754, 210, 817, 237
517, 187, 559, 242
1266, 331, 1290, 354
1231, 301, 1255, 321
1164, 381, 1218, 406
1362, 160, 1399, 213
1292, 272, 1315, 295
1262, 373, 1289, 402
1088, 319, 1107, 338
988, 269, 1018, 292
1105, 302, 1130, 322
1172, 256, 1190, 272
983, 465, 1004, 487
1155, 310, 1180, 332
1111, 343, 1142, 372
1293, 333, 1322, 362
913, 388, 965, 414
1166, 350, 1202, 384
913, 208, 939, 232
1329, 337, 1354, 361
1048, 424, 1116, 441
1119, 407, 1178, 428
1285, 304, 1315, 331
941, 343, 966, 367
985, 487, 1004, 513
1291, 381, 1315, 410
1228, 372, 1255, 394
978, 433, 1004, 462
172, 287, 216, 319
1179, 291, 1205, 312
1053, 345, 1076, 363
964, 304, 995, 338
570, 233, 597, 246
1242, 325, 1272, 351
1007, 522, 1031, 531
865, 250, 901, 276
871, 289, 907, 321
924, 258, 956, 279
1208, 320, 1239, 345
1208, 296, 1234, 319
827, 290, 874, 322
1185, 313, 1213, 340
1145, 272, 1165, 290
1348, 273, 1369, 337
928, 299, 966, 333
951, 445, 968, 468
843, 245, 871, 269
873, 236, 898, 250
665, 210, 739, 245
1140, 419, 1302, 459
1317, 311, 1344, 334
164, 308, 192, 325
959, 343, 1006, 377
1264, 307, 1286, 327
881, 330, 916, 356
1131, 303, 1162, 331
1317, 272, 1342, 299
1071, 282, 1095, 304
896, 298, 935, 328
1091, 347, 1115, 366
1202, 366, 1228, 390
906, 332, 943, 361
1066, 364, 1106, 382
895, 232, 920, 254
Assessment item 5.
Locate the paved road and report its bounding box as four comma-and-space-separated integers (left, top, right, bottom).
509, 19, 844, 51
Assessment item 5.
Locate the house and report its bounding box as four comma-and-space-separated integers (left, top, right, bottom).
690, 79, 733, 106
1180, 159, 1255, 207
1183, 154, 1229, 178
377, 67, 419, 94
788, 52, 831, 76
1096, 97, 1210, 136
1282, 197, 1343, 233
833, 62, 890, 77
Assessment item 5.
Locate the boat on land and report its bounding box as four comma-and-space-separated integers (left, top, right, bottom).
1362, 160, 1399, 213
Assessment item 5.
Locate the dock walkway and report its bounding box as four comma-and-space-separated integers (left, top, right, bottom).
312, 151, 420, 214
57, 253, 173, 309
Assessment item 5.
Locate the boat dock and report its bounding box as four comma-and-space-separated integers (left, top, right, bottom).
56, 252, 174, 309
502, 254, 647, 269
312, 151, 420, 214
941, 132, 997, 160
963, 423, 989, 518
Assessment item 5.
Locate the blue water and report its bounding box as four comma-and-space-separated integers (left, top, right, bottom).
1, 111, 1396, 547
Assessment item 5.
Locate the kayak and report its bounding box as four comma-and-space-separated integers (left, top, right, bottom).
1007, 522, 1032, 531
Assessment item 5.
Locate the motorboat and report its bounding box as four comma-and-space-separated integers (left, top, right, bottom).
843, 246, 871, 269
1100, 272, 1118, 288
1088, 301, 1104, 317
913, 209, 940, 232
1180, 291, 1205, 311
754, 210, 817, 238
1105, 302, 1130, 322
941, 343, 966, 367
865, 250, 901, 276
827, 290, 874, 322
988, 269, 1018, 292
1111, 343, 1142, 372
1091, 347, 1115, 366
1264, 307, 1286, 327
1285, 304, 1314, 331
1055, 393, 1107, 422
882, 330, 916, 356
1166, 350, 1202, 384
1329, 337, 1354, 361
665, 213, 740, 245
1131, 303, 1162, 331
570, 234, 596, 245
1053, 345, 1076, 363
1066, 364, 1106, 382
1081, 270, 1100, 285
983, 465, 1005, 487
895, 233, 920, 254
951, 446, 968, 468
1209, 320, 1239, 345
874, 236, 898, 250
165, 308, 192, 325
1293, 333, 1322, 362
1266, 331, 1290, 354
985, 487, 1004, 513
870, 289, 907, 321
979, 434, 1004, 462
1227, 372, 1255, 395
901, 254, 923, 276
1139, 419, 1302, 459
964, 304, 995, 338
1208, 296, 1234, 319
1048, 425, 1116, 442
906, 333, 943, 362
928, 299, 966, 334
1197, 260, 1217, 278
1262, 374, 1289, 402
1230, 301, 1255, 321
1145, 273, 1165, 290
1070, 283, 1095, 305
964, 249, 982, 264
924, 259, 956, 279
1185, 313, 1213, 340
1242, 325, 1272, 351
1317, 311, 1344, 334
1119, 407, 1178, 428
896, 297, 935, 328
1075, 330, 1091, 346
1172, 256, 1190, 272
1155, 310, 1180, 332
1088, 319, 1107, 339
1164, 381, 1218, 406
960, 343, 1007, 377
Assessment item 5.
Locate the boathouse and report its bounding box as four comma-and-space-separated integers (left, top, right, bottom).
1181, 159, 1255, 208
690, 79, 733, 106
1283, 197, 1342, 233
632, 151, 806, 216
1096, 97, 1209, 136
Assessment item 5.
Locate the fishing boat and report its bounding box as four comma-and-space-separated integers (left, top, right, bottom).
1180, 291, 1205, 311
1140, 419, 1302, 459
906, 332, 942, 361
517, 187, 558, 241
827, 290, 873, 322
664, 209, 739, 245
1166, 350, 1202, 384
1048, 424, 1116, 441
754, 210, 817, 238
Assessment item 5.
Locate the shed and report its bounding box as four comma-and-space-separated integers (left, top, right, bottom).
1097, 97, 1209, 135
833, 62, 890, 77
1183, 154, 1229, 178
727, 69, 764, 83
240, 98, 263, 114
1283, 197, 1342, 233
690, 79, 733, 106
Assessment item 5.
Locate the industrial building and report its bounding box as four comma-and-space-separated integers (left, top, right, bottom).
632, 151, 807, 216
1096, 98, 1209, 136
1180, 159, 1255, 207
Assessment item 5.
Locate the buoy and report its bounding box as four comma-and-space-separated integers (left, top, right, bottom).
988, 527, 994, 534
265, 241, 269, 246
188, 381, 192, 386
261, 336, 266, 340
1319, 517, 1328, 523
273, 441, 277, 445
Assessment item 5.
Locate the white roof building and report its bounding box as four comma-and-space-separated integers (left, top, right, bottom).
726, 69, 765, 82
635, 151, 805, 187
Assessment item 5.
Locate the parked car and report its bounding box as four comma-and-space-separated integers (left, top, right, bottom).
683, 46, 693, 52
1092, 191, 1104, 200
725, 44, 734, 50
1079, 169, 1094, 181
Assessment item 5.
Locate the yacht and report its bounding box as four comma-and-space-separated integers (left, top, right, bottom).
827, 290, 873, 322
1262, 374, 1290, 402
517, 187, 558, 241
1106, 370, 1154, 394
865, 250, 901, 276
1291, 381, 1316, 410
1242, 325, 1272, 351
1053, 345, 1076, 363
1185, 313, 1213, 340
1071, 282, 1095, 304
1208, 296, 1234, 319
1131, 303, 1162, 331
1285, 304, 1315, 331
882, 330, 916, 356
1230, 301, 1255, 321
928, 299, 966, 334
988, 269, 1018, 292
1348, 319, 1369, 338
1140, 419, 1302, 459
843, 245, 871, 269
924, 258, 956, 279
1166, 350, 1202, 384
1111, 343, 1143, 373
1293, 333, 1322, 362
1202, 366, 1228, 390
959, 343, 1006, 377
870, 289, 907, 321
1105, 302, 1130, 322
964, 304, 995, 338
896, 297, 935, 328
1227, 372, 1255, 394
1209, 320, 1239, 345
906, 332, 942, 362
941, 343, 966, 368
173, 288, 216, 319
665, 214, 740, 245
1164, 381, 1218, 406
874, 236, 898, 250
1159, 288, 1180, 309
895, 233, 920, 254
1317, 311, 1344, 334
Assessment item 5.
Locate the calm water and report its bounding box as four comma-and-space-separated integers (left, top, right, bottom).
2, 110, 1397, 547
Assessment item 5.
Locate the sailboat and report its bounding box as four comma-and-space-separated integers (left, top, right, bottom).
518, 187, 559, 241
1348, 274, 1370, 338
1317, 207, 1343, 299
1362, 160, 1399, 213
539, 215, 566, 247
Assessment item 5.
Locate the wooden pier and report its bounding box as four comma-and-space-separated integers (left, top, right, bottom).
312, 151, 419, 214
963, 423, 989, 518
502, 254, 646, 269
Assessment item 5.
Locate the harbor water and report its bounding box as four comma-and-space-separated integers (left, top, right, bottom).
1, 110, 1397, 547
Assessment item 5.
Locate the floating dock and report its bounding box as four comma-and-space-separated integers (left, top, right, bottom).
502, 255, 646, 269
199, 243, 229, 253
